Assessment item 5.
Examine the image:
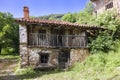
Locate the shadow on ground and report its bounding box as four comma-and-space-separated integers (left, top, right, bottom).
0, 70, 64, 80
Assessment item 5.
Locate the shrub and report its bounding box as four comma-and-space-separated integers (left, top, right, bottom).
15, 67, 36, 75
88, 11, 120, 54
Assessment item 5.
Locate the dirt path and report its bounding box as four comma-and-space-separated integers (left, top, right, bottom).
0, 58, 18, 80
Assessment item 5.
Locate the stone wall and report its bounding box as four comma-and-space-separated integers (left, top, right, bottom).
19, 25, 27, 43
92, 0, 120, 14
93, 0, 106, 14
28, 48, 59, 68
114, 0, 120, 14
19, 24, 89, 68
20, 45, 28, 68
70, 49, 89, 65
20, 46, 89, 68
19, 24, 28, 68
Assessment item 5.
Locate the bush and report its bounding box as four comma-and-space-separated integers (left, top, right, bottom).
88, 11, 120, 54
1, 47, 15, 55
15, 67, 36, 75
69, 46, 120, 79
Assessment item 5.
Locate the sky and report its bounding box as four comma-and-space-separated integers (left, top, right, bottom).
0, 0, 89, 18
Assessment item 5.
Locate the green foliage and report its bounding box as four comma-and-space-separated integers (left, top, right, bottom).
61, 2, 120, 54
76, 1, 93, 24
89, 30, 115, 53
88, 11, 120, 53
62, 13, 76, 22
70, 47, 120, 79
61, 1, 93, 24
13, 48, 120, 80
0, 12, 19, 54
0, 54, 19, 59
37, 14, 64, 20
84, 2, 93, 14
15, 67, 36, 75
77, 11, 92, 24
90, 11, 119, 30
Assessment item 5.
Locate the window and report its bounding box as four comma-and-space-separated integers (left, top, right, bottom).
40, 54, 49, 63
105, 2, 113, 10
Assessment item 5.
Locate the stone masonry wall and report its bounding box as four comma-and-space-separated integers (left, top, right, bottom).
70, 49, 89, 65
19, 24, 28, 68
92, 0, 120, 14
20, 45, 28, 67
28, 48, 59, 68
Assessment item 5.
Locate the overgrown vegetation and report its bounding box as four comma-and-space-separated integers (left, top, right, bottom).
0, 12, 19, 55
0, 54, 19, 59
13, 45, 120, 80
62, 2, 120, 54
87, 11, 120, 53
69, 50, 120, 80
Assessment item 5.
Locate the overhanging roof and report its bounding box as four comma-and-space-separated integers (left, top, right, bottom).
15, 18, 105, 30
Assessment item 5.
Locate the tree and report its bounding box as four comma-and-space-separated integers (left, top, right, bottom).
77, 2, 93, 24
77, 11, 92, 24
0, 12, 19, 54
88, 11, 120, 53
37, 14, 64, 20
62, 13, 76, 23
84, 2, 93, 14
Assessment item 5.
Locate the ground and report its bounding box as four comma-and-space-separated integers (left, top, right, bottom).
0, 59, 17, 74
0, 54, 120, 80
0, 55, 19, 80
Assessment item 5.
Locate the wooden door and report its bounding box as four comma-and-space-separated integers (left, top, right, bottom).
58, 50, 70, 69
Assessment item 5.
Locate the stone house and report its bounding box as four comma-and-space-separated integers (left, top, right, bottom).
90, 0, 120, 14
15, 7, 103, 69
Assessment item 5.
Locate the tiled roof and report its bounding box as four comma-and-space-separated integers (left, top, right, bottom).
15, 18, 105, 30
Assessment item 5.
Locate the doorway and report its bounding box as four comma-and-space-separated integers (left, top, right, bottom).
58, 50, 70, 69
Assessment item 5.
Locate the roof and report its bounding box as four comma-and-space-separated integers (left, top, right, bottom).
15, 18, 105, 30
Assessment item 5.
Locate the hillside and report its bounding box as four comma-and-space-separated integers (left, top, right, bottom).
5, 46, 118, 80
35, 14, 64, 20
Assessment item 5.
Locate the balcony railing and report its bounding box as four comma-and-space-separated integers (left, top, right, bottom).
28, 33, 87, 48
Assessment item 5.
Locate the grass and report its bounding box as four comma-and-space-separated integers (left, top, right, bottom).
0, 54, 19, 59
1, 49, 120, 80
0, 54, 19, 71
1, 44, 120, 80
11, 47, 120, 80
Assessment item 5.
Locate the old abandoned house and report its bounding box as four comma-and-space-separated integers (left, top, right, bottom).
15, 7, 103, 69
90, 0, 120, 14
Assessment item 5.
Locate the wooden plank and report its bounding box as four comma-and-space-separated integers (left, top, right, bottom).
28, 33, 87, 48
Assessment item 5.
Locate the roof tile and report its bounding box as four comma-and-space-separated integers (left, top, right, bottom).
15, 18, 105, 30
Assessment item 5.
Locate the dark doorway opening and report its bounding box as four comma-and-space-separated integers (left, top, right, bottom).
58, 50, 70, 69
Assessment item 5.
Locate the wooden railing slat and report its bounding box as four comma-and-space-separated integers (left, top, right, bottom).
28, 33, 87, 48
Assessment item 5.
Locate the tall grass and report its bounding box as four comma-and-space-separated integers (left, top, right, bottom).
70, 47, 120, 79
0, 54, 19, 59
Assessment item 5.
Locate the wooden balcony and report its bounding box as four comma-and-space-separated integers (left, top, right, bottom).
28, 33, 87, 48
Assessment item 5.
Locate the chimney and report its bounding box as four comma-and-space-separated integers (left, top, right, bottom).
23, 6, 29, 18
